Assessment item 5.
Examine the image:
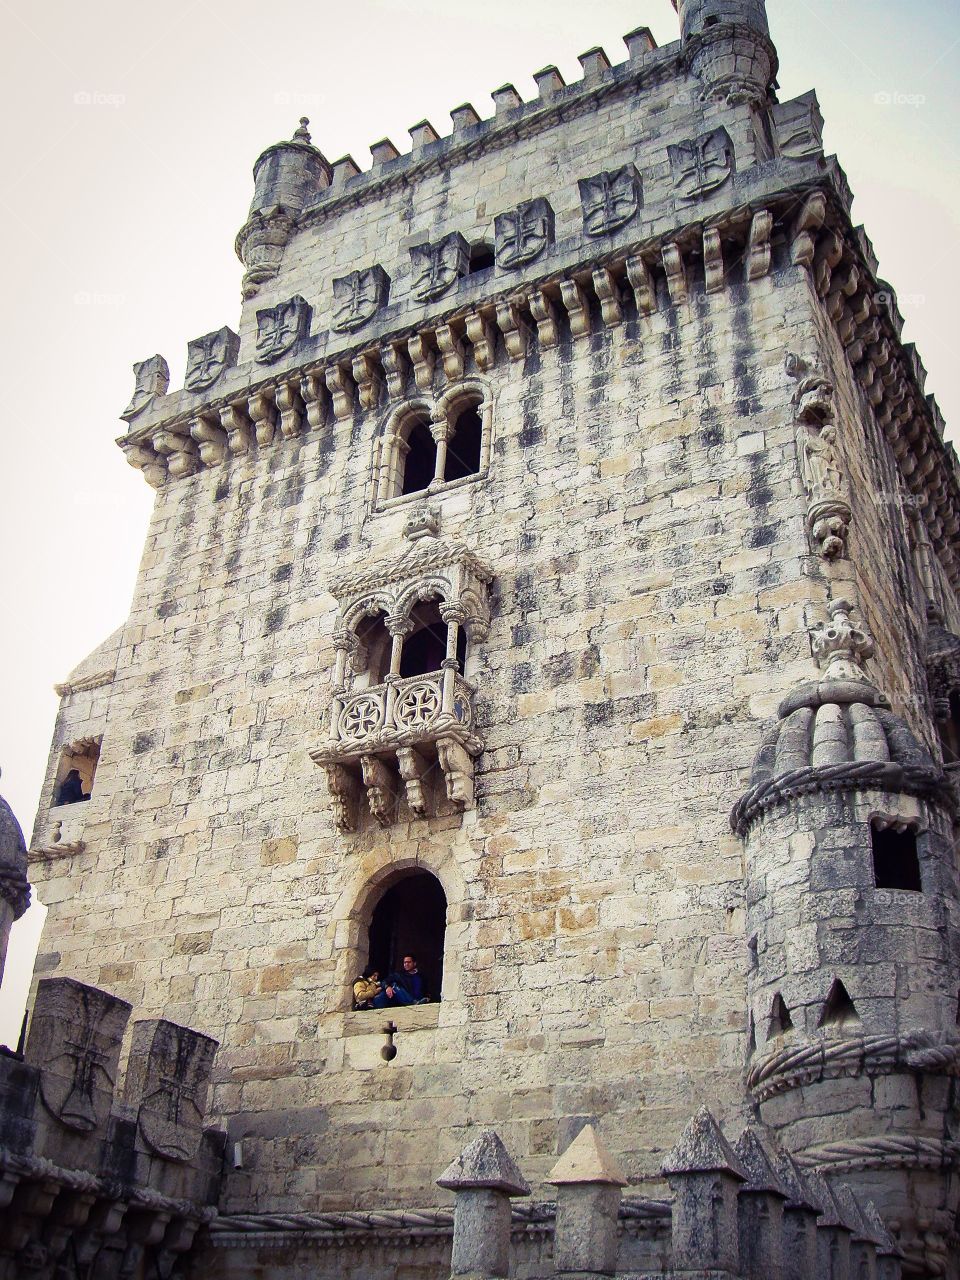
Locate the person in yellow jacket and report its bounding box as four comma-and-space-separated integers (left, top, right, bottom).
353, 966, 382, 1009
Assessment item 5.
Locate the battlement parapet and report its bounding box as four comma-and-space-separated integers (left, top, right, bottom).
0, 977, 222, 1279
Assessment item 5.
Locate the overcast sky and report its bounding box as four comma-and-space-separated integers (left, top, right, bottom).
0, 0, 957, 1041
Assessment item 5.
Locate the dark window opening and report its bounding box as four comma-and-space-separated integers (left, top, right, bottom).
468, 242, 496, 274
872, 824, 922, 892
399, 601, 447, 678
401, 417, 437, 496
767, 992, 793, 1039
444, 404, 484, 482
939, 690, 960, 763
53, 740, 100, 806
355, 612, 392, 685
818, 978, 860, 1031
367, 871, 446, 1003
456, 627, 468, 672
704, 14, 721, 26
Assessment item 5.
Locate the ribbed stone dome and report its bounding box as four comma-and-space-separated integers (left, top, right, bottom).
0, 781, 30, 920
732, 600, 950, 834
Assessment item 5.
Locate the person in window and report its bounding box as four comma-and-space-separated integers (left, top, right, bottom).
373, 953, 430, 1006
353, 966, 383, 1010
56, 769, 89, 805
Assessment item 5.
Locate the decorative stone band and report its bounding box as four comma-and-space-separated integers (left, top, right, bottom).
748, 1030, 960, 1101
53, 668, 116, 698
208, 1198, 670, 1251
730, 758, 951, 836
795, 1135, 960, 1176
0, 864, 30, 918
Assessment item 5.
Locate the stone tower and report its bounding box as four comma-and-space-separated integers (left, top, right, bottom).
10, 1, 960, 1277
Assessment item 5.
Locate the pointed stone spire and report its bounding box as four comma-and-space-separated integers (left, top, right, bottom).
734, 1127, 790, 1280
437, 1130, 529, 1279
761, 1139, 823, 1280
548, 1124, 626, 1276
835, 1186, 879, 1279
804, 1167, 853, 1280
862, 1201, 903, 1280
663, 1107, 746, 1276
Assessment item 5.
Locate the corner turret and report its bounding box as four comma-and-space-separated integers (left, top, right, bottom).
235, 117, 331, 299
673, 0, 777, 104
0, 774, 30, 986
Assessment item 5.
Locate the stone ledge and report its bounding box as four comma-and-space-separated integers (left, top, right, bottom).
341, 1004, 440, 1037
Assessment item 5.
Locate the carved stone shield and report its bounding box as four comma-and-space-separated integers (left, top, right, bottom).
255, 295, 311, 364
578, 166, 642, 237
410, 233, 470, 302
331, 266, 390, 332
125, 1019, 218, 1163
121, 355, 170, 421
184, 326, 240, 391
27, 978, 131, 1133
668, 128, 734, 202
773, 94, 824, 161
494, 198, 555, 269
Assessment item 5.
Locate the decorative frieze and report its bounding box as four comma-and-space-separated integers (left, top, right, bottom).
578, 165, 642, 236
332, 265, 390, 332
184, 326, 240, 392
668, 127, 734, 202
255, 295, 311, 364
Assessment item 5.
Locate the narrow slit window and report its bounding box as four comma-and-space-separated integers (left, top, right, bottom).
871, 823, 922, 892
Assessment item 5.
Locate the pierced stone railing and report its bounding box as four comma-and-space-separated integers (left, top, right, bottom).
311, 670, 482, 831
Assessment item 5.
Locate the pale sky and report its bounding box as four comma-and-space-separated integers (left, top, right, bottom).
0, 0, 957, 1043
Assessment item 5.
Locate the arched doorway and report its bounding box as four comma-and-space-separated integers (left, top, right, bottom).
367, 871, 447, 1002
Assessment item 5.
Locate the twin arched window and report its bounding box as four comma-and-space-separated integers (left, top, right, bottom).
375, 383, 492, 507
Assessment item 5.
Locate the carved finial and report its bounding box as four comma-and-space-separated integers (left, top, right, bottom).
293, 116, 311, 143
810, 599, 875, 681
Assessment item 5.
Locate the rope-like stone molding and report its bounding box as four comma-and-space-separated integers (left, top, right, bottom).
748, 1030, 960, 1100
207, 1198, 671, 1250
53, 669, 117, 698
730, 758, 951, 836
796, 1135, 960, 1175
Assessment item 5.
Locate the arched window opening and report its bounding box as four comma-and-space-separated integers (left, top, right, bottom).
401, 416, 438, 497
53, 739, 100, 806
367, 871, 446, 1004
871, 822, 922, 892
399, 601, 449, 678
354, 611, 392, 686
468, 242, 495, 274
444, 403, 484, 482
939, 689, 960, 763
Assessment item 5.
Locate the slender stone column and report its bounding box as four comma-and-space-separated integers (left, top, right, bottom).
437, 1130, 531, 1280
547, 1123, 627, 1277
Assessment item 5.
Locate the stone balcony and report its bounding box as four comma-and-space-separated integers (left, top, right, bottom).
311, 668, 482, 831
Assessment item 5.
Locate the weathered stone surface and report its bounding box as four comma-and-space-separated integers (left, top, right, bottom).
437, 1130, 530, 1195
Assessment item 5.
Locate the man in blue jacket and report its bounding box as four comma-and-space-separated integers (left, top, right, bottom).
375, 953, 430, 1006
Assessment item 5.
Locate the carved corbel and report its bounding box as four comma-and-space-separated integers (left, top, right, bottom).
465, 311, 497, 372
188, 413, 226, 467
407, 334, 436, 392
592, 267, 623, 326
790, 191, 826, 269
813, 232, 843, 297
152, 427, 198, 479
436, 737, 476, 810
626, 255, 656, 316
559, 278, 590, 338
397, 746, 432, 818
495, 296, 527, 361
276, 380, 304, 437
219, 403, 252, 454
121, 442, 167, 488
300, 372, 326, 430
662, 243, 688, 306
325, 764, 362, 834
361, 755, 396, 827
352, 352, 383, 411
529, 289, 559, 348
380, 343, 409, 400
436, 322, 466, 381
325, 364, 356, 421
703, 228, 724, 295
248, 388, 277, 446
747, 210, 773, 280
